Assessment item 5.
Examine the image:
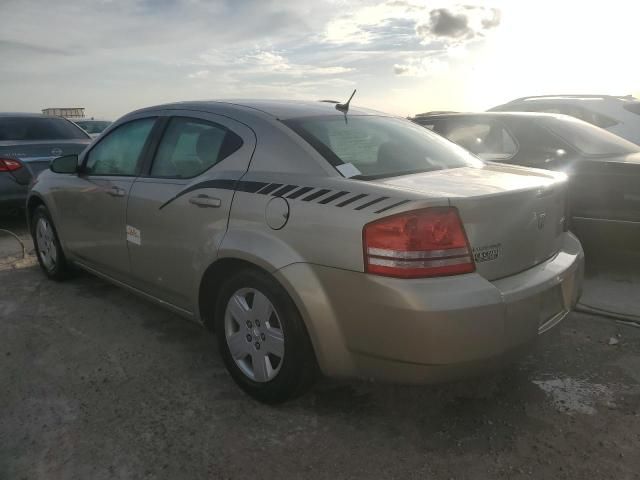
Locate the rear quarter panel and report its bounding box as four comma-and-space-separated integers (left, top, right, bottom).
221, 171, 443, 272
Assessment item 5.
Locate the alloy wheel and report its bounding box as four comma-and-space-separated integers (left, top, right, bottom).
36, 217, 57, 271
224, 287, 285, 382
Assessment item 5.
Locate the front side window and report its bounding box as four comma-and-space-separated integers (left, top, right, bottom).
284, 115, 483, 179
540, 116, 639, 157
150, 117, 243, 178
528, 104, 619, 129
84, 118, 155, 175
444, 119, 518, 160
0, 116, 89, 141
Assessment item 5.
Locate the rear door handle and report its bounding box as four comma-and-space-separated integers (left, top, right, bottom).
189, 194, 221, 208
107, 186, 126, 197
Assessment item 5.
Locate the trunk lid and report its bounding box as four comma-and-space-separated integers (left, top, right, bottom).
373, 163, 568, 281
0, 139, 90, 178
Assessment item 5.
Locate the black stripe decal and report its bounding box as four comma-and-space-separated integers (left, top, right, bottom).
287, 186, 313, 199
257, 183, 283, 195
355, 196, 388, 210
272, 184, 298, 197
236, 180, 269, 193
157, 178, 412, 214
302, 189, 331, 202
319, 191, 349, 204
336, 193, 367, 207
374, 199, 411, 214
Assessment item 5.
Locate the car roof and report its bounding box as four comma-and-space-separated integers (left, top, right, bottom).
413, 111, 561, 120
505, 94, 636, 103
134, 99, 388, 120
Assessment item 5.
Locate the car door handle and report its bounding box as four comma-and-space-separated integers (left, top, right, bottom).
189, 194, 221, 208
107, 186, 126, 197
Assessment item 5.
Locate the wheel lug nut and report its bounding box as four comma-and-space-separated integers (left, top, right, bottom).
246, 320, 252, 328
246, 334, 252, 342
260, 333, 266, 341
254, 342, 261, 350
255, 319, 260, 327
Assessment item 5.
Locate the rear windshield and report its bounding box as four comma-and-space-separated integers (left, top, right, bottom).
283, 115, 483, 179
0, 117, 90, 141
75, 120, 111, 134
540, 116, 639, 157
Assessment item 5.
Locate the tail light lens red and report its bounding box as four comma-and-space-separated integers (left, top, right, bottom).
363, 207, 475, 278
0, 158, 23, 172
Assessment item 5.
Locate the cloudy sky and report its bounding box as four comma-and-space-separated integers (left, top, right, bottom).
1, 0, 639, 119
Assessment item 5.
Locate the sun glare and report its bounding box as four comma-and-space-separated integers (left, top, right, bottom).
468, 1, 640, 109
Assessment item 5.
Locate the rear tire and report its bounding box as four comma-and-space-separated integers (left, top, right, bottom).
31, 205, 71, 281
214, 268, 318, 404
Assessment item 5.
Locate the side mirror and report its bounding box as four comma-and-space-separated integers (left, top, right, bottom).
50, 155, 79, 174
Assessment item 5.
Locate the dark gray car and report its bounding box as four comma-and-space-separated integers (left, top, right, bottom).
413, 111, 640, 251
0, 113, 91, 214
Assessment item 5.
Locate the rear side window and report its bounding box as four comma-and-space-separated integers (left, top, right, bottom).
84, 118, 155, 176
623, 102, 640, 115
444, 119, 518, 160
284, 115, 482, 179
540, 116, 639, 157
150, 117, 243, 178
0, 117, 89, 141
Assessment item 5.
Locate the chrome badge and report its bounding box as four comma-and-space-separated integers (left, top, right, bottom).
473, 243, 501, 263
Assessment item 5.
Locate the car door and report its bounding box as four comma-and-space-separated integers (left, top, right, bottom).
560, 157, 640, 251
52, 116, 157, 280
125, 111, 255, 311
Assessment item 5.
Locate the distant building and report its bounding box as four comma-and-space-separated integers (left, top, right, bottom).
42, 107, 85, 119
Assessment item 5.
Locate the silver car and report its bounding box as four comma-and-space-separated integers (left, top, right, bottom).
27, 100, 584, 403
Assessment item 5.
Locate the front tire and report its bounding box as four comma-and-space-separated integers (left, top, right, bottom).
31, 205, 71, 281
215, 268, 318, 404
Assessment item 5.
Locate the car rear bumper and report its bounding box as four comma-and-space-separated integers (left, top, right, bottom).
275, 232, 584, 383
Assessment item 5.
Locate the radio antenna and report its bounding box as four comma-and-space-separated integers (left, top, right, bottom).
335, 89, 356, 114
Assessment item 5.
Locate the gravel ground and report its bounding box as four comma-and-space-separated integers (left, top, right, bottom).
1, 215, 640, 480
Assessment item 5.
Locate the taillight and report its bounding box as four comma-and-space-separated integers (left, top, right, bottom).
363, 207, 475, 278
0, 158, 23, 172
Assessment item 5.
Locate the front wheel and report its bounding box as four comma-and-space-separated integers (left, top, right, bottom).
215, 269, 318, 404
31, 205, 71, 280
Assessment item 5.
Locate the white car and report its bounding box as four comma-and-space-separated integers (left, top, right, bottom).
490, 95, 640, 145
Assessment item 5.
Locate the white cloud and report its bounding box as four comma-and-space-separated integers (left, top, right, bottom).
8, 0, 636, 123
197, 48, 353, 77
187, 70, 210, 79
393, 56, 449, 77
